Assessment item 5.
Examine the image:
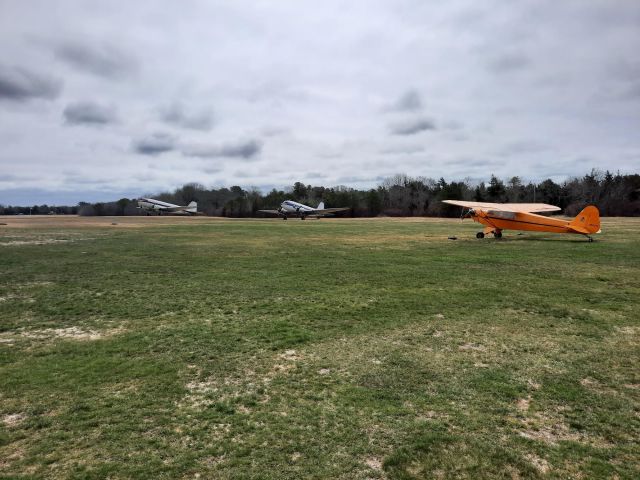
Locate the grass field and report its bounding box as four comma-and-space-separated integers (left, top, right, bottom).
1, 216, 639, 479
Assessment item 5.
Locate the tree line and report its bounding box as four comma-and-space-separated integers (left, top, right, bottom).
2, 170, 639, 217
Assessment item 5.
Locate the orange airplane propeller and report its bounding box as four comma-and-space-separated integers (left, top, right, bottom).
442, 200, 601, 242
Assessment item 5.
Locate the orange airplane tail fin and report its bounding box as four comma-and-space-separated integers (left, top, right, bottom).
568, 205, 601, 234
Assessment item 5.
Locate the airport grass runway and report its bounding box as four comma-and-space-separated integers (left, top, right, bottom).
1, 216, 639, 479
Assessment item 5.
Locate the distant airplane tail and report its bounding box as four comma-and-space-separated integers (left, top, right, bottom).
317, 202, 325, 210
186, 201, 197, 213
569, 205, 600, 234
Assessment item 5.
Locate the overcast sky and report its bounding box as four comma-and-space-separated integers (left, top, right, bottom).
1, 0, 639, 204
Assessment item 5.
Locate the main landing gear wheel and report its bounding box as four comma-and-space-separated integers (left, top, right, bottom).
476, 232, 485, 239
283, 216, 287, 221
587, 236, 593, 242
494, 231, 502, 239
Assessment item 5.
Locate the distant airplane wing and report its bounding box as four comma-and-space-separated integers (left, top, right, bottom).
442, 200, 561, 213
164, 206, 190, 212
258, 209, 282, 214
314, 207, 351, 214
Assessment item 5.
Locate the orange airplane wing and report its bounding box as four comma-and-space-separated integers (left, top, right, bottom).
442, 200, 561, 213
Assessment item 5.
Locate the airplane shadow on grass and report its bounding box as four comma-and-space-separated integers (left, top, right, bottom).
493, 234, 598, 243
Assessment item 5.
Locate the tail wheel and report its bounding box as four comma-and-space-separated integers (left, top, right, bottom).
476, 232, 485, 239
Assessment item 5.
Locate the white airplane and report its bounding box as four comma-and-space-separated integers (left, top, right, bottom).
259, 200, 349, 220
137, 197, 198, 215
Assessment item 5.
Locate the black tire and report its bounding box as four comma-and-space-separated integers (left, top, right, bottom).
476, 232, 485, 239
494, 231, 502, 239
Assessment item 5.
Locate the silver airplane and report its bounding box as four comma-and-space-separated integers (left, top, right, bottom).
137, 197, 198, 215
259, 200, 349, 220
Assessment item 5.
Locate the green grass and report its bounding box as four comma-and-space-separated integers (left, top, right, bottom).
1, 217, 639, 479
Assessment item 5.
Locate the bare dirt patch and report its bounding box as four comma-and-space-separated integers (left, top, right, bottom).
580, 377, 598, 388
0, 239, 76, 246
103, 380, 141, 397
614, 326, 639, 335
518, 420, 580, 445
179, 348, 313, 410
1, 326, 125, 343
525, 453, 550, 474
516, 396, 531, 412
279, 349, 302, 361
527, 379, 542, 390
12, 281, 54, 289
517, 410, 610, 448
458, 342, 485, 351
365, 456, 383, 471
0, 215, 235, 229
0, 231, 98, 246
2, 413, 27, 427
26, 326, 121, 340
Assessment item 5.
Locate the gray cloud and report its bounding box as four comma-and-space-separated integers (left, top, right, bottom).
388, 89, 423, 112
54, 41, 136, 78
497, 140, 551, 157
449, 157, 501, 167
202, 166, 222, 174
63, 101, 117, 125
261, 126, 290, 137
488, 52, 530, 73
160, 103, 214, 131
0, 173, 22, 182
132, 133, 176, 155
336, 175, 386, 185
390, 118, 436, 135
622, 81, 640, 100
218, 140, 262, 159
442, 120, 463, 130
183, 139, 262, 160
380, 144, 425, 155
0, 65, 61, 101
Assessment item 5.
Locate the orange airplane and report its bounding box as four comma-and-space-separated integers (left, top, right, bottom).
442, 200, 601, 241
